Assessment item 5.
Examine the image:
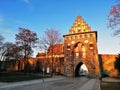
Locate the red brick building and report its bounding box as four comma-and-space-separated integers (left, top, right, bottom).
36, 16, 118, 77
36, 44, 64, 75
1, 16, 118, 78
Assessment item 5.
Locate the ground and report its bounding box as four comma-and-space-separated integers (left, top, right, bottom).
0, 76, 99, 90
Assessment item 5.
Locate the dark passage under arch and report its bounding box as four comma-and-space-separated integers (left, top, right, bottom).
75, 62, 83, 77
75, 62, 89, 77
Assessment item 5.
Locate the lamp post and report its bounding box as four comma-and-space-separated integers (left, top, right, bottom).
42, 45, 47, 83
42, 67, 45, 83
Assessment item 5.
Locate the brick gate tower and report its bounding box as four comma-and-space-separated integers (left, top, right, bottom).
63, 16, 100, 78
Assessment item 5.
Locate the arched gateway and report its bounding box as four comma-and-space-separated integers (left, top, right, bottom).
63, 16, 100, 78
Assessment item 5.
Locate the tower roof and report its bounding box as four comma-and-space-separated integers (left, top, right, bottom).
69, 16, 91, 34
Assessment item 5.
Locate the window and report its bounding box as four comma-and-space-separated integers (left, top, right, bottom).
90, 34, 93, 37
81, 44, 86, 58
89, 44, 94, 47
80, 35, 82, 38
73, 31, 75, 33
85, 34, 87, 38
67, 45, 71, 49
78, 29, 81, 33
89, 43, 94, 50
76, 52, 79, 57
82, 52, 86, 58
75, 36, 77, 39
66, 36, 69, 40
78, 23, 80, 26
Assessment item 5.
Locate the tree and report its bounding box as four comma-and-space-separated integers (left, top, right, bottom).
39, 28, 63, 75
15, 28, 38, 73
0, 42, 23, 61
0, 34, 4, 61
0, 34, 4, 48
107, 0, 120, 36
115, 54, 120, 74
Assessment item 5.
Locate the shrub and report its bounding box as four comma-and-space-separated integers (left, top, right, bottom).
102, 70, 109, 77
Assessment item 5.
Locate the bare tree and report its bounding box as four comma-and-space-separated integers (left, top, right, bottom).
0, 42, 23, 61
0, 35, 4, 50
0, 35, 4, 61
39, 28, 63, 75
0, 34, 4, 47
107, 0, 120, 37
15, 28, 38, 73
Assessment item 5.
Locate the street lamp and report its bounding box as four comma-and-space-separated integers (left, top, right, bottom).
42, 67, 45, 83
42, 45, 47, 83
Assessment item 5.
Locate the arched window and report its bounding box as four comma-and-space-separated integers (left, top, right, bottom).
89, 42, 94, 50
81, 44, 86, 58
74, 43, 86, 58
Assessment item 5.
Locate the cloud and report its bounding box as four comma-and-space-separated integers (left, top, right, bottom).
4, 29, 13, 34
0, 16, 4, 25
0, 28, 16, 42
0, 28, 13, 34
22, 0, 33, 11
23, 0, 30, 4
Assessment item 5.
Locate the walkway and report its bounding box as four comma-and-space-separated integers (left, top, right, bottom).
0, 76, 100, 90
102, 77, 120, 82
78, 79, 100, 90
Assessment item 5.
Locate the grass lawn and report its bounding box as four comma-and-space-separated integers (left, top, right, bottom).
100, 81, 120, 90
0, 72, 51, 82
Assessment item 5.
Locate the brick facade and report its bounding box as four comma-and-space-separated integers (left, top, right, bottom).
63, 16, 100, 78
1, 16, 118, 78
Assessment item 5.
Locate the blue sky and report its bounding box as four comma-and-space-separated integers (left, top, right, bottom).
0, 0, 119, 56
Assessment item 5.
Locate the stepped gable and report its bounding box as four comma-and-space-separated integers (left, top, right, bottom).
69, 16, 91, 34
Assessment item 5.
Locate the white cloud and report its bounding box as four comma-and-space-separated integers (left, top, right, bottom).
0, 16, 4, 25
0, 27, 15, 35
23, 0, 30, 4
4, 29, 13, 34
22, 0, 33, 11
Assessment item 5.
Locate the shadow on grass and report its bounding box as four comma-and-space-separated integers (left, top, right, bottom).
0, 72, 51, 82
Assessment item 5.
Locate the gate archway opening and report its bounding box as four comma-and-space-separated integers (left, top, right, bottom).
75, 62, 89, 77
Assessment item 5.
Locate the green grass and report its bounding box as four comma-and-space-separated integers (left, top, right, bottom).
0, 72, 51, 82
100, 81, 120, 90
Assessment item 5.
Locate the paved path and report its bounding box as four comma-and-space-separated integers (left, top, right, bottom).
0, 76, 100, 90
79, 79, 100, 90
102, 77, 120, 82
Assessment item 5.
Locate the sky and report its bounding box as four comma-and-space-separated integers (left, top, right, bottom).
0, 0, 120, 57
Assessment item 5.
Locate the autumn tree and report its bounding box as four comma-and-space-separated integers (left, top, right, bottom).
15, 28, 38, 72
39, 29, 63, 75
108, 1, 120, 75
107, 0, 120, 36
